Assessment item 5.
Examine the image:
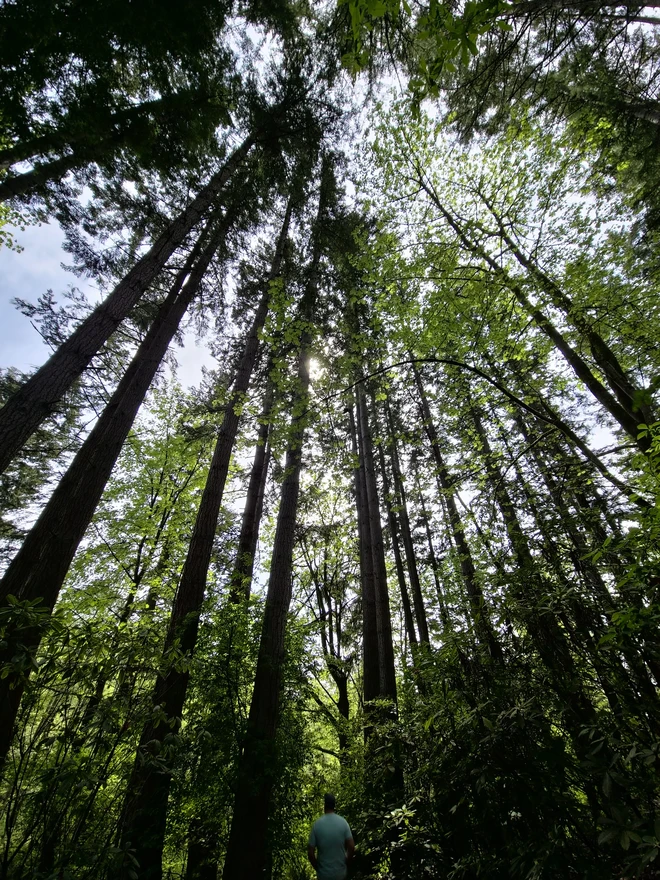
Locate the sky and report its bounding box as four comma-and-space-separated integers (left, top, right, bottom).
0, 218, 213, 387
1, 220, 70, 373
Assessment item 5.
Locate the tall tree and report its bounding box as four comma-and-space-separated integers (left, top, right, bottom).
0, 208, 235, 767
0, 134, 256, 475
356, 380, 398, 703
228, 376, 274, 604
347, 399, 381, 705
411, 362, 502, 660
383, 397, 430, 646
222, 155, 332, 880
117, 202, 293, 879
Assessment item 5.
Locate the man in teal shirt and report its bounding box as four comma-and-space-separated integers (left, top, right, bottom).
307, 793, 355, 880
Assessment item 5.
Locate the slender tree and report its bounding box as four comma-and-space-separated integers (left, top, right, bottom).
377, 436, 418, 650
347, 400, 381, 705
383, 398, 430, 645
0, 209, 233, 767
118, 201, 293, 880
356, 380, 398, 703
222, 156, 331, 880
0, 134, 255, 475
411, 362, 502, 660
228, 377, 274, 604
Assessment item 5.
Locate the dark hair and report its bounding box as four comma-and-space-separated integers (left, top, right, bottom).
324, 793, 336, 811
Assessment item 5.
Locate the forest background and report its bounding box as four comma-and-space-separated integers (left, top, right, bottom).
1, 0, 660, 878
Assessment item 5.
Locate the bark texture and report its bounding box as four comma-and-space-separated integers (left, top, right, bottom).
356, 381, 398, 702
228, 379, 274, 603
348, 402, 380, 704
118, 204, 292, 880
0, 134, 255, 475
222, 164, 329, 880
0, 215, 225, 767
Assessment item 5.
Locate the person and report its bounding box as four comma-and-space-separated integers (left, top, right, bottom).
307, 793, 355, 880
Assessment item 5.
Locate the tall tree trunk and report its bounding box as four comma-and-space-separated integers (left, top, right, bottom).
118, 204, 292, 880
469, 400, 602, 732
0, 214, 227, 767
411, 457, 450, 629
222, 164, 329, 880
411, 362, 502, 660
0, 134, 255, 475
482, 199, 656, 429
384, 399, 430, 645
348, 402, 380, 705
228, 378, 273, 603
481, 352, 649, 507
356, 380, 398, 703
377, 438, 418, 649
509, 409, 660, 725
184, 383, 273, 880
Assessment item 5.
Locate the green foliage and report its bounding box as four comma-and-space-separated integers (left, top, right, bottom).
337, 0, 510, 109
3, 7, 660, 880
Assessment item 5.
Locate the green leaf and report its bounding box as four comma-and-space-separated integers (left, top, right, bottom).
367, 0, 387, 16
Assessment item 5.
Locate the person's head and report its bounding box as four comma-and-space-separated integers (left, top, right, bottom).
324, 793, 336, 813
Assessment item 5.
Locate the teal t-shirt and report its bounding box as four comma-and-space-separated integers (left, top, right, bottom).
308, 812, 353, 880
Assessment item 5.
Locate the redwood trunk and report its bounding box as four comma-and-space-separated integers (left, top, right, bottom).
348, 402, 380, 704
228, 379, 273, 603
356, 381, 398, 702
222, 169, 328, 880
118, 206, 292, 880
0, 217, 225, 766
0, 134, 255, 474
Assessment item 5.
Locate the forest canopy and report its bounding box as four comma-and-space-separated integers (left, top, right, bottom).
1, 1, 660, 879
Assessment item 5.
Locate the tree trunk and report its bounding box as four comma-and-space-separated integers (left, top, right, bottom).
484, 201, 656, 429
510, 409, 660, 728
384, 399, 430, 645
356, 380, 398, 703
376, 437, 418, 649
0, 215, 226, 768
473, 403, 601, 728
315, 581, 352, 759
222, 165, 328, 880
347, 402, 381, 705
411, 456, 450, 629
118, 204, 292, 880
418, 182, 649, 450
480, 351, 649, 507
0, 134, 255, 475
411, 361, 502, 660
228, 378, 273, 603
